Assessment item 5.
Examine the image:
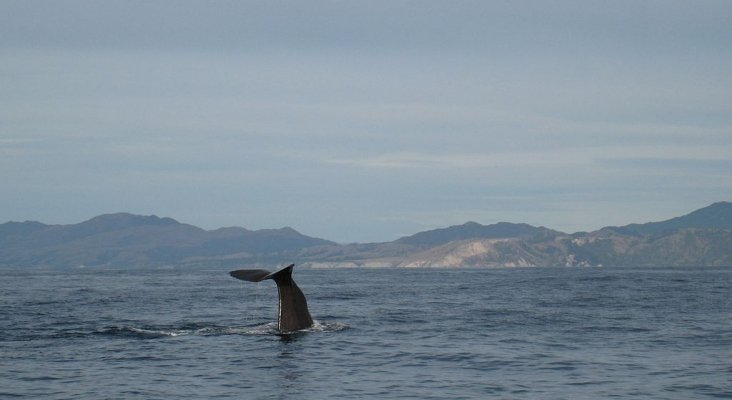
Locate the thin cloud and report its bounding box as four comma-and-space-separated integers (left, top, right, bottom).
1, 1, 731, 242
323, 142, 732, 171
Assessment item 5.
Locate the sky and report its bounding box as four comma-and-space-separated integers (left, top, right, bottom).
1, 0, 731, 243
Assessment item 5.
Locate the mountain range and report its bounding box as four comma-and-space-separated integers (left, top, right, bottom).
1, 202, 731, 268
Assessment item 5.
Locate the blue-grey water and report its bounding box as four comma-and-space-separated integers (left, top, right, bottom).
1, 266, 730, 399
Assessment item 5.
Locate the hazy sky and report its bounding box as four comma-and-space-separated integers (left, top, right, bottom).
1, 0, 731, 242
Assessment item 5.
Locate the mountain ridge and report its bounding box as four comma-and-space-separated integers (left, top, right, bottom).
0, 213, 335, 268
1, 202, 730, 268
603, 201, 732, 236
395, 221, 562, 247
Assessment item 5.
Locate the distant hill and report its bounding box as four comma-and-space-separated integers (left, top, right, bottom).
0, 213, 334, 268
302, 202, 732, 268
604, 201, 732, 236
395, 221, 561, 247
1, 203, 731, 268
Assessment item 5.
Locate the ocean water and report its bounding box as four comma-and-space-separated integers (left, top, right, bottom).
1, 266, 730, 399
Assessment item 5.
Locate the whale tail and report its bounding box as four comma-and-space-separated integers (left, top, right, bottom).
229, 264, 314, 332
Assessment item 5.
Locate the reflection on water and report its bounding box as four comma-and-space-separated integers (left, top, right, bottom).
277, 332, 302, 343
274, 335, 307, 398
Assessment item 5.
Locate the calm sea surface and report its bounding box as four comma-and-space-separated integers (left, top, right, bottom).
1, 266, 730, 399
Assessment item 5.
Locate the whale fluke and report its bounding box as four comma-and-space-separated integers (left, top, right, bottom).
229, 264, 314, 332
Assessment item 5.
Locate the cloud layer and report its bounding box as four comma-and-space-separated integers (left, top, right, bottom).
1, 1, 731, 242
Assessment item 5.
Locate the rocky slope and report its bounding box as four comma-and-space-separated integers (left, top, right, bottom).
300, 202, 732, 268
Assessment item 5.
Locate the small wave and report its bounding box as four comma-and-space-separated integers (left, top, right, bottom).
242, 322, 280, 335
94, 324, 260, 338
307, 320, 350, 333
564, 325, 654, 334
578, 275, 619, 282
94, 326, 182, 339
92, 320, 348, 339
245, 320, 350, 335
